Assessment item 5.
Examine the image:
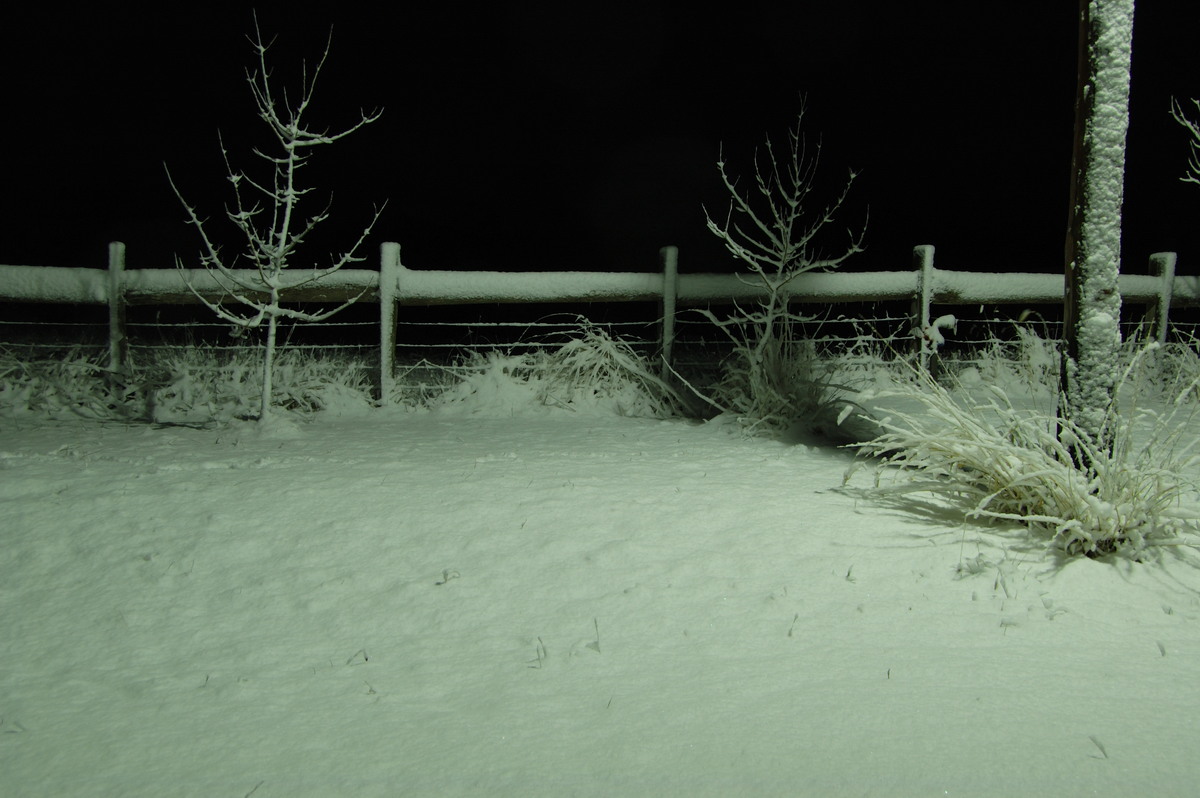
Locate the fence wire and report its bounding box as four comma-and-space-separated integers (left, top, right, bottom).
3, 298, 1197, 382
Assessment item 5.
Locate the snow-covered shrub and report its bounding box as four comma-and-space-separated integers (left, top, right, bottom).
431, 323, 691, 417
853, 346, 1200, 559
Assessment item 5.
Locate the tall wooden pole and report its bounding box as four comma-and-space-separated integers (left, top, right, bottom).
1062, 0, 1135, 451
107, 241, 128, 377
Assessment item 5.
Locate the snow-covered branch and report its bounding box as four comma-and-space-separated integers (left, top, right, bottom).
1170, 97, 1200, 187
704, 109, 866, 293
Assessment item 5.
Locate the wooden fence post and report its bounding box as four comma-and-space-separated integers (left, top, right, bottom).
659, 245, 678, 377
912, 244, 935, 370
378, 242, 401, 403
107, 241, 129, 376
1148, 251, 1177, 344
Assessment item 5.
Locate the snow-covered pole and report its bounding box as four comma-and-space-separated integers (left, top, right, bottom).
379, 242, 401, 403
1062, 0, 1134, 453
1148, 251, 1176, 344
912, 244, 935, 371
106, 241, 128, 377
659, 245, 678, 377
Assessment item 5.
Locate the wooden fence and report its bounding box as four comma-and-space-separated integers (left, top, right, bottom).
1, 242, 1195, 398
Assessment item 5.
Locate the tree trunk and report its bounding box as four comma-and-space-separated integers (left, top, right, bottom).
262, 312, 277, 424
1062, 0, 1135, 453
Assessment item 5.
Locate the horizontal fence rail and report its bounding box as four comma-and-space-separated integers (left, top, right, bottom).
3, 249, 1194, 307
0, 242, 1192, 399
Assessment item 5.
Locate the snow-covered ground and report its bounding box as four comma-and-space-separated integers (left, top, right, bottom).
4, 387, 1200, 797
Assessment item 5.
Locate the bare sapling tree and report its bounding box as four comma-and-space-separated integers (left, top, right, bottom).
699, 107, 867, 437
167, 19, 385, 425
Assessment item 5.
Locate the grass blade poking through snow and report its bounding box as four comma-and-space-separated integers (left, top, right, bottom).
853, 344, 1200, 559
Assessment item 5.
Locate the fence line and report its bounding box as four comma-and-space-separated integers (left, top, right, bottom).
1, 242, 1194, 399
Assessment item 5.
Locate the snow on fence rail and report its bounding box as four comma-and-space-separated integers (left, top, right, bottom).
0, 242, 1192, 398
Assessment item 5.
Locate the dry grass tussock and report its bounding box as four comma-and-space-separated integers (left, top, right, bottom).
429, 323, 695, 418
0, 324, 691, 423
851, 343, 1200, 559
0, 345, 374, 425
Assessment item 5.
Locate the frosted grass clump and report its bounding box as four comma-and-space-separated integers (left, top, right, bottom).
854, 346, 1200, 559
0, 345, 375, 424
428, 352, 545, 416
432, 323, 690, 418
964, 324, 1061, 396
1155, 333, 1200, 402
690, 298, 907, 442
136, 348, 259, 423
134, 347, 375, 423
696, 328, 881, 443
259, 349, 375, 416
0, 347, 116, 419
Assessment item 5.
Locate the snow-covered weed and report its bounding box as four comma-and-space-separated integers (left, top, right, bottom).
1155, 332, 1200, 402
264, 350, 375, 416
429, 352, 544, 415
431, 323, 690, 417
536, 325, 694, 417
854, 345, 1200, 559
144, 347, 374, 422
693, 318, 870, 440
0, 345, 375, 423
0, 346, 118, 419
135, 348, 258, 423
0, 327, 686, 422
964, 324, 1061, 395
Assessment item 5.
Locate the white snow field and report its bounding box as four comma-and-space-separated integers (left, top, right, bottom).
4, 391, 1200, 797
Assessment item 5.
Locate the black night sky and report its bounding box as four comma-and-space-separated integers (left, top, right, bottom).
2, 2, 1198, 279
